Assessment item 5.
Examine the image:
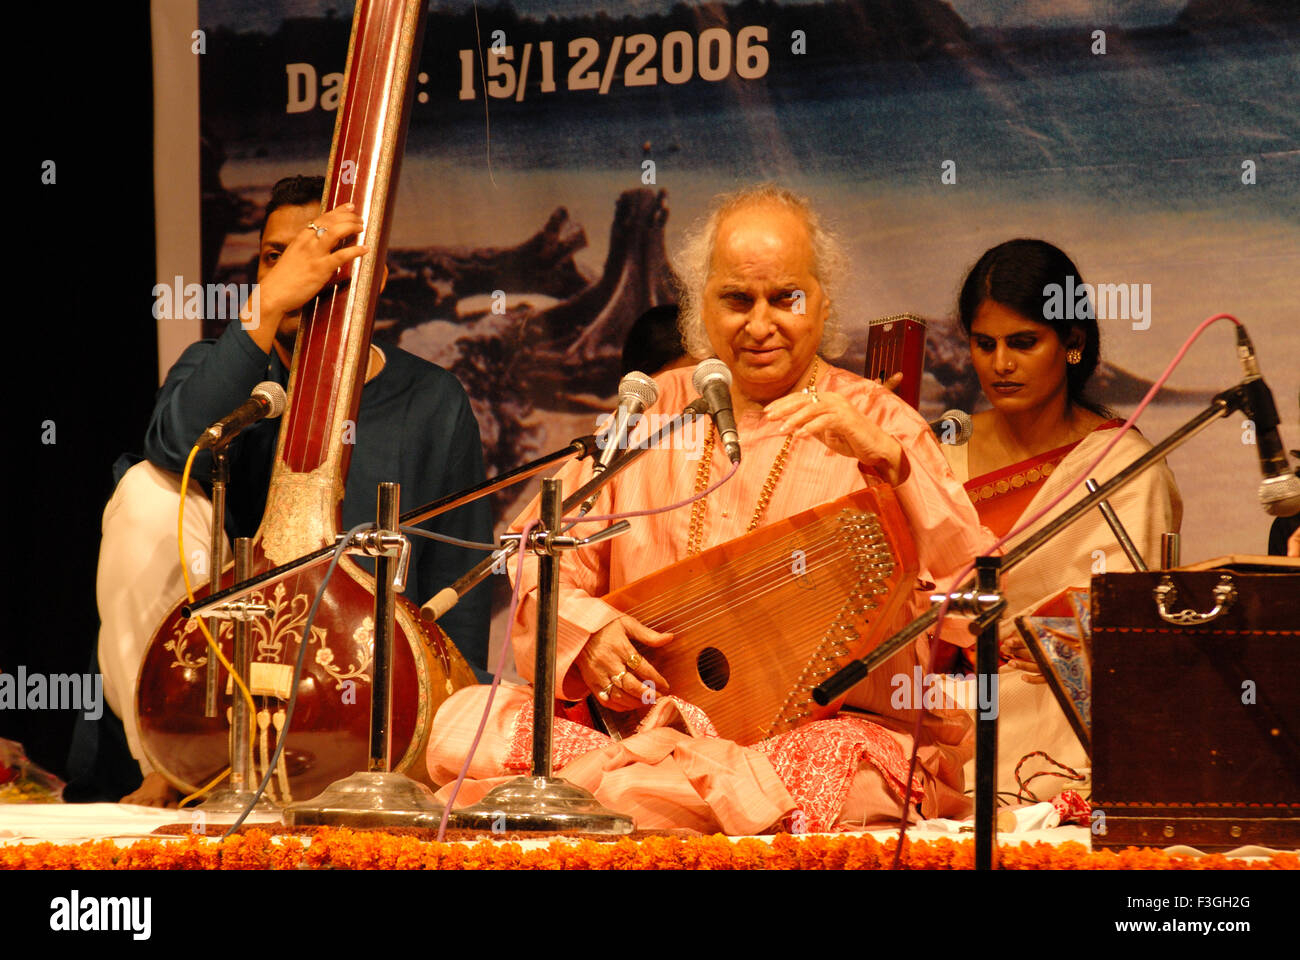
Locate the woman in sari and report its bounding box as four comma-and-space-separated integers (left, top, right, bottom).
941, 239, 1182, 799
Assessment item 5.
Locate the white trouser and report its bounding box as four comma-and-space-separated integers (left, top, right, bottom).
97, 461, 230, 773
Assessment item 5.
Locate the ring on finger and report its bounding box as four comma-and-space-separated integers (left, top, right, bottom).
609, 670, 627, 688
625, 653, 642, 671
307, 221, 328, 239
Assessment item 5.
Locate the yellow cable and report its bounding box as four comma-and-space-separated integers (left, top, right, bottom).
176, 444, 260, 804
179, 767, 230, 810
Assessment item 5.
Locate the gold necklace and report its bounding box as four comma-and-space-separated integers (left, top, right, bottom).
685, 358, 820, 556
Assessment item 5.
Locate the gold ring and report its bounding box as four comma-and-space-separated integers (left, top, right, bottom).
625, 653, 642, 671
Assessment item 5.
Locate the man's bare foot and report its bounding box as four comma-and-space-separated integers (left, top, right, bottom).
121, 772, 180, 808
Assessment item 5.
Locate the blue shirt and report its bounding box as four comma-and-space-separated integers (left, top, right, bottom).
132, 322, 492, 672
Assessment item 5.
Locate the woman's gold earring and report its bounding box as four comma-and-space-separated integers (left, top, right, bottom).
1066, 348, 1082, 365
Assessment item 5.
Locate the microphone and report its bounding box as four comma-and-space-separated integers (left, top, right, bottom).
577, 371, 659, 515
195, 381, 288, 450
1236, 325, 1300, 517
929, 409, 972, 446
693, 359, 741, 464
593, 372, 659, 474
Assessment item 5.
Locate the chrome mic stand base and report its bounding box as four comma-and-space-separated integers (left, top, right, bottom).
193, 785, 281, 824
450, 776, 634, 835
284, 771, 447, 828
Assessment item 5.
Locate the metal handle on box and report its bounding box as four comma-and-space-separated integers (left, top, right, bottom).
1153, 574, 1237, 626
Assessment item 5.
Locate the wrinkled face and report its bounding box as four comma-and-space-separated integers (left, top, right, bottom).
969, 299, 1078, 416
702, 202, 827, 404
257, 203, 317, 345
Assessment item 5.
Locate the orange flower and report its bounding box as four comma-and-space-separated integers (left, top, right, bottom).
7, 825, 1300, 870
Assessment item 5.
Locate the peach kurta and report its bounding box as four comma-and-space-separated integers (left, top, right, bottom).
427, 363, 993, 833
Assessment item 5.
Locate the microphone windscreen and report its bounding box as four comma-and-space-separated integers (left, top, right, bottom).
946, 409, 973, 444
620, 371, 659, 408
693, 358, 732, 392
1260, 473, 1300, 517
252, 381, 288, 418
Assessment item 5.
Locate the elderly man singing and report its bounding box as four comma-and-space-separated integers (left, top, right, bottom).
427, 184, 991, 833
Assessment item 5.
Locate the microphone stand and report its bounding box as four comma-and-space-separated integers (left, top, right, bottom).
183, 435, 600, 620
192, 537, 278, 823
813, 378, 1264, 869
203, 447, 229, 719
440, 404, 707, 833
284, 482, 448, 827
448, 478, 635, 834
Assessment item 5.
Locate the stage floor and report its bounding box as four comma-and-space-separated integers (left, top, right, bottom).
3, 802, 1294, 870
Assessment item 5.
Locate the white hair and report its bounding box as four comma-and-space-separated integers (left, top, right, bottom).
673, 183, 849, 359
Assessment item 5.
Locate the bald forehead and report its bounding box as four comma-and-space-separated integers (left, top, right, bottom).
709, 200, 817, 278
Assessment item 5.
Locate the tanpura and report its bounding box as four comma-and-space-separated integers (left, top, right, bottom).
135, 1, 476, 803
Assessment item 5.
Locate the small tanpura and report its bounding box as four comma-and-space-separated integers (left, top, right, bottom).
864, 313, 927, 410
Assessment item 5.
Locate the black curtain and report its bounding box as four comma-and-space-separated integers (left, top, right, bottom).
4, 2, 158, 782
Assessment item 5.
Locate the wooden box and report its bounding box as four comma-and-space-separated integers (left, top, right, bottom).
1090, 556, 1300, 850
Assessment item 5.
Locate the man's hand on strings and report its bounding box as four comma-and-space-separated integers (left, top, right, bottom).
259, 203, 368, 319
576, 615, 672, 712
766, 389, 909, 486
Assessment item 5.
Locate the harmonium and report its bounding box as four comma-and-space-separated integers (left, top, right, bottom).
1091, 555, 1300, 851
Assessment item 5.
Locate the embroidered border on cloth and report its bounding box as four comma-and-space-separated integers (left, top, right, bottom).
751, 716, 926, 833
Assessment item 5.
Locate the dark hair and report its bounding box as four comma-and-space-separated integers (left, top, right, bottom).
958, 238, 1106, 416
264, 175, 325, 222
622, 304, 686, 376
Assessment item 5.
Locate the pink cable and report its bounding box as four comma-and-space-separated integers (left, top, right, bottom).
889, 312, 1240, 867
568, 458, 739, 524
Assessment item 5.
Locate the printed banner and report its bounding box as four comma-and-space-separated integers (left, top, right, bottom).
157, 0, 1300, 575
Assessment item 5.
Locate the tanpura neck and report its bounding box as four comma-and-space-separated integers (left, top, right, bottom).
275, 341, 386, 382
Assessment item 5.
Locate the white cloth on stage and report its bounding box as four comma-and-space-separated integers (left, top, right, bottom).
96, 461, 226, 775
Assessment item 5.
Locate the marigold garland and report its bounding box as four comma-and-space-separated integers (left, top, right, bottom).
2, 829, 1297, 871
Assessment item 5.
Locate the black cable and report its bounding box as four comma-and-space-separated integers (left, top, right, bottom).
399, 525, 498, 551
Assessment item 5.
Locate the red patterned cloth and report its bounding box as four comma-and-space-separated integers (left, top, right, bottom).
502, 697, 921, 833
504, 701, 609, 772
1051, 789, 1091, 826
752, 715, 926, 833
